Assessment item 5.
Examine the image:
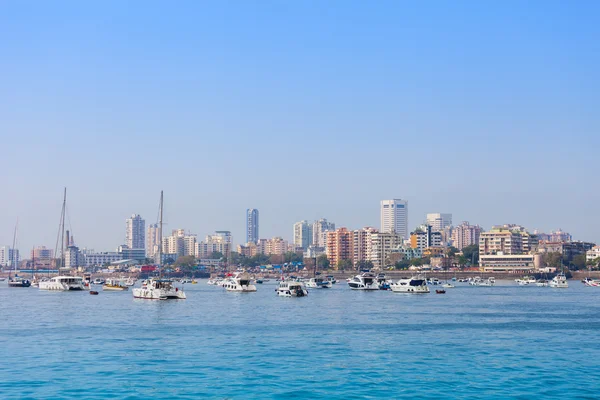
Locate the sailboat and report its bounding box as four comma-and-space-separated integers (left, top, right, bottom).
7, 219, 31, 288
133, 191, 186, 300
39, 188, 86, 291
305, 256, 331, 289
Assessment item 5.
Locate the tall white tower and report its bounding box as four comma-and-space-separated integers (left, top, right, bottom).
426, 213, 453, 231
126, 214, 145, 250
380, 199, 408, 238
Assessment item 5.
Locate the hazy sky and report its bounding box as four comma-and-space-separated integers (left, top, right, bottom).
1, 0, 598, 253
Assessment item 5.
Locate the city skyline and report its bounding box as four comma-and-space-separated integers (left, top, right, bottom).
1, 1, 598, 251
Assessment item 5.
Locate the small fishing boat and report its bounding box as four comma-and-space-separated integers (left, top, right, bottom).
550, 273, 568, 288
90, 291, 99, 295
436, 289, 446, 294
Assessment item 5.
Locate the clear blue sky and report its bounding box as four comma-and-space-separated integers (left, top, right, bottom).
1, 0, 598, 252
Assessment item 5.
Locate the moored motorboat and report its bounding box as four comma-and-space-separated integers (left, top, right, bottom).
549, 273, 568, 288
132, 278, 186, 299
8, 275, 31, 288
222, 272, 257, 292
442, 283, 455, 288
305, 277, 332, 289
39, 276, 86, 291
276, 281, 308, 297
390, 276, 430, 293
347, 273, 379, 290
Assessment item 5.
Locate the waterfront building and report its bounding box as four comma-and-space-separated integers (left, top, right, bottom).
304, 245, 326, 259
146, 223, 161, 259
293, 220, 313, 250
64, 245, 83, 269
246, 209, 259, 244
479, 227, 524, 256
117, 245, 145, 262
0, 246, 20, 268
389, 246, 423, 261
586, 246, 600, 262
479, 254, 537, 272
195, 231, 232, 259
265, 237, 288, 256
30, 246, 54, 269
380, 199, 408, 238
125, 214, 145, 250
326, 228, 353, 268
84, 252, 123, 268
368, 232, 404, 269
352, 227, 378, 266
451, 222, 483, 250
426, 213, 452, 232
313, 218, 335, 247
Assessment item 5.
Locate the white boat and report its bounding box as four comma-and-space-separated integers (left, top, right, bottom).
133, 278, 186, 299
325, 275, 337, 284
39, 276, 87, 291
276, 281, 308, 297
391, 277, 430, 293
535, 279, 549, 287
550, 273, 568, 288
222, 272, 257, 292
8, 275, 32, 288
92, 278, 105, 285
125, 277, 136, 287
0, 277, 5, 281
427, 278, 441, 286
479, 277, 496, 286
305, 277, 332, 289
347, 273, 379, 290
582, 277, 600, 287
103, 278, 128, 291
515, 276, 537, 285
468, 277, 482, 285
442, 283, 455, 288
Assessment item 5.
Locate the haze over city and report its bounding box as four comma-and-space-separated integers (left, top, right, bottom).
1, 1, 598, 252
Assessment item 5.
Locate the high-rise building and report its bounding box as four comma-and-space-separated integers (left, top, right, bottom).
195, 231, 232, 259
126, 214, 145, 250
352, 227, 378, 267
293, 220, 313, 250
380, 199, 408, 238
246, 209, 259, 244
30, 246, 54, 269
426, 213, 452, 232
369, 232, 404, 269
410, 225, 443, 250
313, 218, 335, 247
326, 228, 353, 268
146, 223, 161, 259
451, 221, 483, 250
0, 246, 20, 268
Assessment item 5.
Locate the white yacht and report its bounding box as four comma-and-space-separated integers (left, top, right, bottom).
550, 273, 568, 288
132, 278, 186, 299
39, 276, 87, 291
125, 277, 136, 287
8, 275, 32, 288
92, 278, 105, 285
305, 277, 332, 289
222, 272, 257, 292
535, 279, 549, 287
479, 277, 496, 286
515, 276, 537, 286
276, 281, 308, 297
347, 273, 379, 290
390, 277, 430, 293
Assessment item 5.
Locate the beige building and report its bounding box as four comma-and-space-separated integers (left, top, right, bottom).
368, 232, 404, 269
451, 221, 482, 250
352, 227, 378, 267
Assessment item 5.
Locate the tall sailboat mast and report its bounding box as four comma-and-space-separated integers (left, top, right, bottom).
10, 218, 18, 277
158, 190, 163, 268
60, 188, 67, 271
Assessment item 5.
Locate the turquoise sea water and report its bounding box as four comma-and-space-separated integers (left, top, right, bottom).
1, 279, 599, 399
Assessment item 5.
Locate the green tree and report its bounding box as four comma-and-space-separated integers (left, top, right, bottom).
457, 255, 468, 267
174, 255, 196, 267
336, 259, 353, 270
462, 245, 479, 264
316, 254, 330, 270
571, 254, 587, 270
357, 260, 374, 270
210, 251, 224, 260
541, 252, 562, 269
395, 260, 410, 270
447, 246, 459, 257
284, 252, 303, 263
410, 258, 423, 267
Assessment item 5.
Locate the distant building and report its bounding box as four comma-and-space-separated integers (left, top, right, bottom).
117, 245, 145, 262
479, 225, 540, 271
451, 222, 483, 250
326, 228, 353, 268
265, 237, 288, 256
84, 252, 123, 268
380, 199, 408, 238
246, 209, 259, 244
479, 254, 537, 272
352, 227, 378, 267
534, 229, 572, 243
304, 245, 326, 259
195, 231, 232, 259
0, 246, 20, 268
587, 246, 600, 262
30, 246, 54, 269
313, 219, 335, 247
368, 232, 404, 269
293, 220, 313, 250
125, 214, 145, 250
426, 213, 452, 232
410, 225, 443, 251
146, 223, 161, 259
